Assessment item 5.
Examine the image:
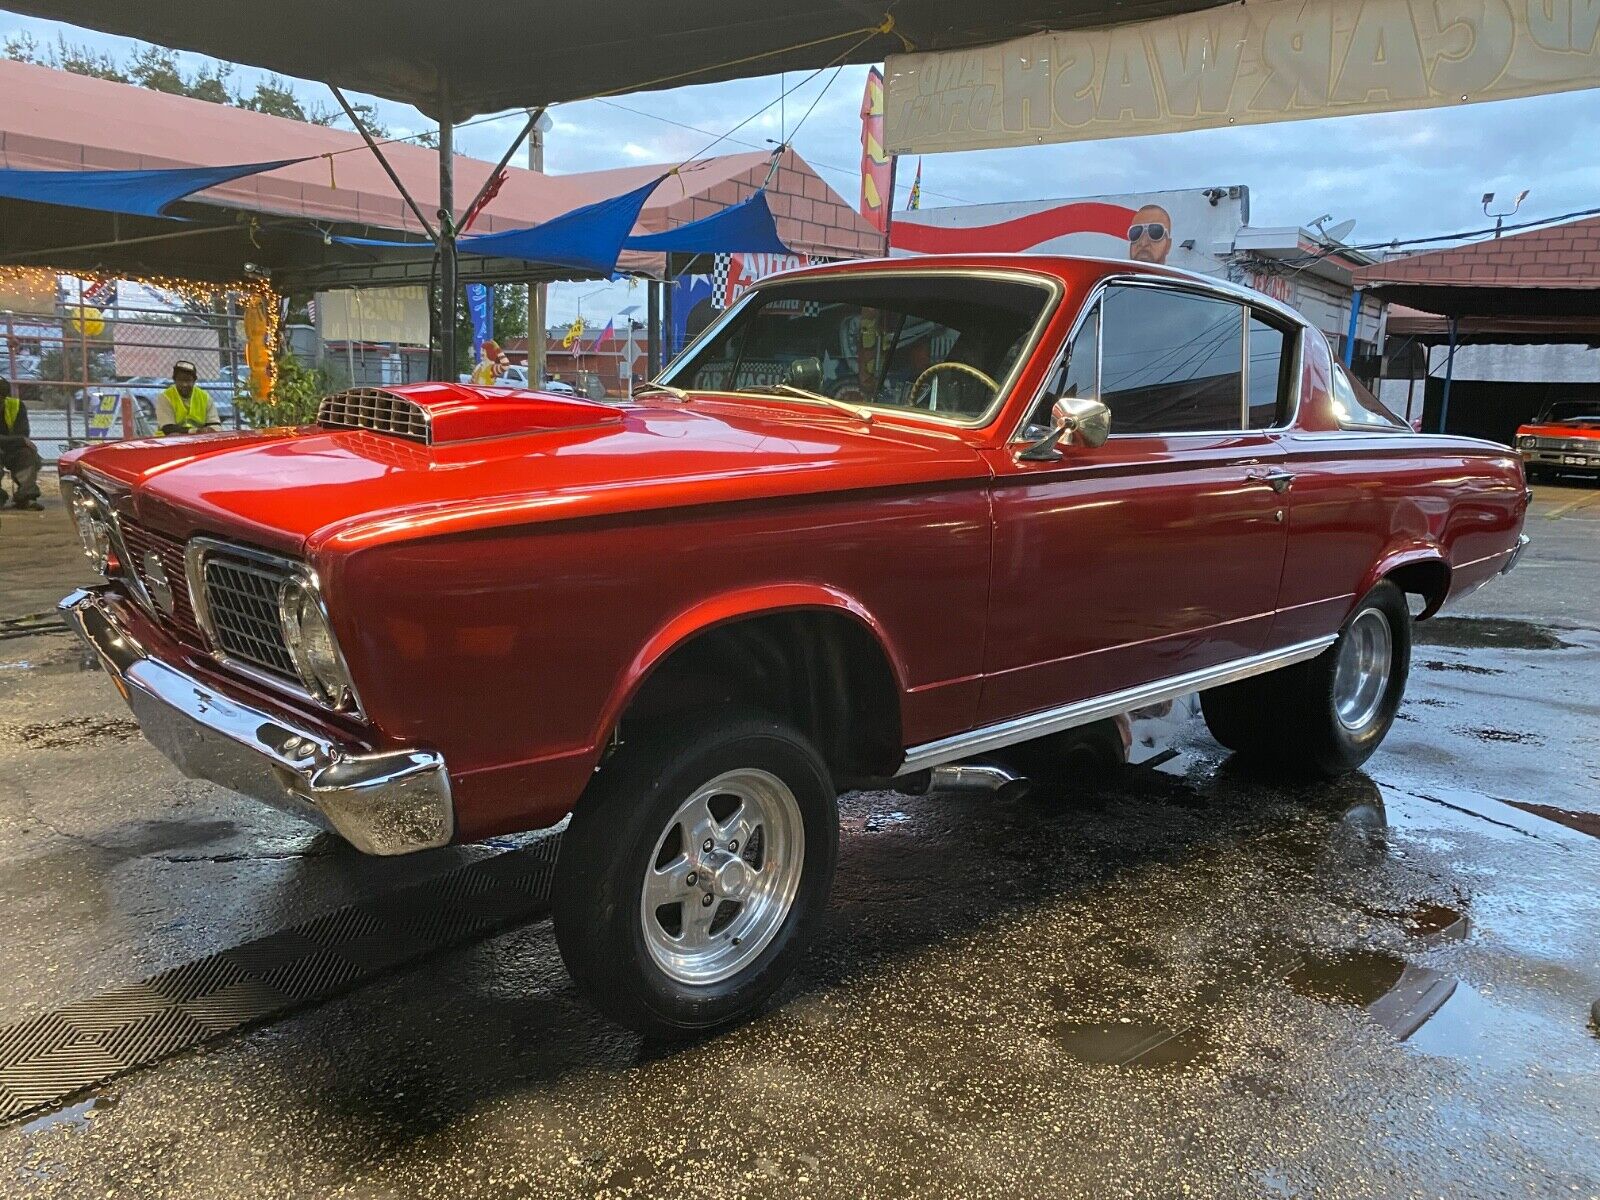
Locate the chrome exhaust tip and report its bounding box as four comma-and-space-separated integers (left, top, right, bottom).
894, 761, 1032, 801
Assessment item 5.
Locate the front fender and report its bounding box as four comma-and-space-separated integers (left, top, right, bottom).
592, 582, 911, 751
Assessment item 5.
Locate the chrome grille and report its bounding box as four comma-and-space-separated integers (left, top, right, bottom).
316, 388, 431, 443
118, 518, 202, 644
201, 556, 298, 681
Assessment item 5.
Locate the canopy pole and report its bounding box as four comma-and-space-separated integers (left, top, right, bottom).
646, 279, 661, 377
329, 86, 436, 240
1342, 289, 1361, 368
438, 102, 458, 382
1440, 317, 1458, 434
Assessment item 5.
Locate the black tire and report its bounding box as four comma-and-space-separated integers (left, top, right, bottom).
552, 708, 839, 1036
1201, 581, 1411, 778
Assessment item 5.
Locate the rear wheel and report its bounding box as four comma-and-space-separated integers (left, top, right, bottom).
552, 709, 838, 1036
1201, 582, 1411, 777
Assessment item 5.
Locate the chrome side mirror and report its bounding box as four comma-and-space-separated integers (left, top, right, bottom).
1017, 395, 1111, 461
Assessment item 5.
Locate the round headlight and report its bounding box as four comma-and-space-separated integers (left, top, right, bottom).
1517, 435, 1536, 449
278, 579, 354, 708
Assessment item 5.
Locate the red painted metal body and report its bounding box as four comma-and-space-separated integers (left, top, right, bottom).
61, 256, 1530, 841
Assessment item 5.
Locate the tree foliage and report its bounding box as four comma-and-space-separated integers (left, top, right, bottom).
3, 35, 400, 138
237, 354, 330, 428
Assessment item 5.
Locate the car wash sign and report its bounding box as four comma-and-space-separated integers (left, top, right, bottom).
886, 0, 1600, 153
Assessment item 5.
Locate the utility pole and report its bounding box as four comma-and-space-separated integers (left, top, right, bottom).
437, 96, 458, 381
528, 109, 551, 386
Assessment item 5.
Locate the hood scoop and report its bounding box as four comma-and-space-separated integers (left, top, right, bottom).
316, 384, 622, 445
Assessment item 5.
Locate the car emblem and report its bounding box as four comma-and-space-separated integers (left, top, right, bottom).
142, 550, 175, 615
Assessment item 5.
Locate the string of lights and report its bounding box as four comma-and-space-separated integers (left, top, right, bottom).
0, 263, 282, 397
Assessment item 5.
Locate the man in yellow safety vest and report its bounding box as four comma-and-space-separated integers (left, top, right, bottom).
154, 360, 221, 436
0, 377, 43, 510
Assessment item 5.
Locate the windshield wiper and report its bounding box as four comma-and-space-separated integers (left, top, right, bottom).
748, 383, 873, 423
633, 381, 689, 401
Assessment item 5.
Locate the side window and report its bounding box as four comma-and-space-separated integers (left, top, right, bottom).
1100, 286, 1244, 433
1022, 299, 1098, 437
1331, 363, 1408, 430
1248, 315, 1292, 428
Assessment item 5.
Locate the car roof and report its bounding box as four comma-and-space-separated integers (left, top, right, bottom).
758, 252, 1311, 332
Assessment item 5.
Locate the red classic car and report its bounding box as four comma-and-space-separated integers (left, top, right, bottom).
58, 255, 1529, 1034
1516, 399, 1600, 480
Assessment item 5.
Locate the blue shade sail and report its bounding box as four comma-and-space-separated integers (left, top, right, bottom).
624, 189, 790, 254
0, 159, 308, 218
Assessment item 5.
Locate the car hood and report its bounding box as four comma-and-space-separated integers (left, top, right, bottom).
1518, 420, 1600, 440
67, 397, 990, 556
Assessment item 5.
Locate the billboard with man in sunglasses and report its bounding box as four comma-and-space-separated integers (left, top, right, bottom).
888, 186, 1245, 278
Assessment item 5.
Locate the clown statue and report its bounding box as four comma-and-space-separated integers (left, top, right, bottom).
470, 338, 510, 386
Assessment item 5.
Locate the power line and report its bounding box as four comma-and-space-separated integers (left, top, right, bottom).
593, 96, 977, 206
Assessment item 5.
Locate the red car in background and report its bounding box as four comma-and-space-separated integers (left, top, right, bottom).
1517, 399, 1600, 481
57, 255, 1529, 1034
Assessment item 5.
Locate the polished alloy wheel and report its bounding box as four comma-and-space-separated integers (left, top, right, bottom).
640, 768, 805, 985
1332, 608, 1393, 731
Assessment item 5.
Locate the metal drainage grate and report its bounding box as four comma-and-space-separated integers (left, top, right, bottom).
0, 838, 558, 1124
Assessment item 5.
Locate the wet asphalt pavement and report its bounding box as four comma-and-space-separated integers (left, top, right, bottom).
0, 475, 1597, 1197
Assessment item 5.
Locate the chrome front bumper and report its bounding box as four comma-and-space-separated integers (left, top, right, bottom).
60, 587, 454, 855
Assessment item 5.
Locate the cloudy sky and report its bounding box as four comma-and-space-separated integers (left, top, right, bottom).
5, 12, 1599, 326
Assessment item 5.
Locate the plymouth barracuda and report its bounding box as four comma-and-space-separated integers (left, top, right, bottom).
57, 255, 1530, 1034
1516, 399, 1600, 481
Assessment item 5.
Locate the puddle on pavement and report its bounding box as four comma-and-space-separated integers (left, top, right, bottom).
1415, 617, 1575, 651
18, 1095, 115, 1138
1052, 898, 1473, 1070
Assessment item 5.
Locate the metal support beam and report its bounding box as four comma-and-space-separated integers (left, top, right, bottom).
329, 86, 436, 241
1440, 317, 1458, 434
646, 278, 661, 376
437, 108, 457, 381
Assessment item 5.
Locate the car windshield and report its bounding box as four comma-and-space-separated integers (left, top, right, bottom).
662, 272, 1055, 422
1539, 400, 1600, 423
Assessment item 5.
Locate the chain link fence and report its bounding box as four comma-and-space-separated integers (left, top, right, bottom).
3, 293, 251, 464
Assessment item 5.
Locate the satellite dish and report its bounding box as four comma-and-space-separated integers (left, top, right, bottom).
1323, 219, 1358, 244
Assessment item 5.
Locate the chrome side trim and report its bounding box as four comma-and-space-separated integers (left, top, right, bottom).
61, 586, 448, 856
897, 635, 1337, 775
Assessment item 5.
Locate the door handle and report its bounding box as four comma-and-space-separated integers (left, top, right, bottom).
1244, 468, 1295, 493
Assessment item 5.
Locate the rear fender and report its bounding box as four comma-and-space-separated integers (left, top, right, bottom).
1358, 541, 1451, 620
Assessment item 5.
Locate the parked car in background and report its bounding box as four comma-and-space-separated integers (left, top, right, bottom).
58, 255, 1529, 1036
1517, 399, 1600, 481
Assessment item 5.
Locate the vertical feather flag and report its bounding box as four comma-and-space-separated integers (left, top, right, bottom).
908, 158, 922, 210
859, 68, 892, 234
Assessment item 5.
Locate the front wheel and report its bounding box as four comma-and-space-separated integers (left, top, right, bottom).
552, 709, 838, 1036
1201, 581, 1411, 777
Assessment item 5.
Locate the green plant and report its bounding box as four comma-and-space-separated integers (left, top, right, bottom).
237, 356, 329, 428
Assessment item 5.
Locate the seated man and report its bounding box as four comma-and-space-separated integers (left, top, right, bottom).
154, 360, 222, 436
0, 378, 43, 511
